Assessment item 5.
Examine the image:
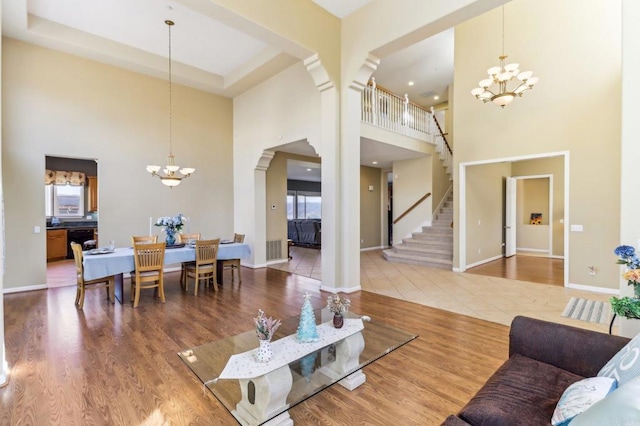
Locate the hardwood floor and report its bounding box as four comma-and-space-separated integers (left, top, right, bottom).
2, 268, 509, 425
465, 255, 564, 286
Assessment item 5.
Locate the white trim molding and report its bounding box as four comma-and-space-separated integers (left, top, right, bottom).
465, 254, 503, 270
567, 283, 619, 295
3, 284, 47, 294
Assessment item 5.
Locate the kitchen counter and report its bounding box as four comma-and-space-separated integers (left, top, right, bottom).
46, 221, 97, 230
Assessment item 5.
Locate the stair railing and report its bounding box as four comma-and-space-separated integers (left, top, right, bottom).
362, 78, 431, 136
393, 192, 431, 224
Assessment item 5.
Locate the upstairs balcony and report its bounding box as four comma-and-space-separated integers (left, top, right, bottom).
361, 78, 452, 168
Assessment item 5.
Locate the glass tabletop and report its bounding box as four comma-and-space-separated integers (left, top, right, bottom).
178, 308, 418, 425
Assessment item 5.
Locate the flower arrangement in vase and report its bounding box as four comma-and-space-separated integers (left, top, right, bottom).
154, 214, 185, 246
610, 245, 640, 319
327, 294, 351, 328
254, 309, 281, 362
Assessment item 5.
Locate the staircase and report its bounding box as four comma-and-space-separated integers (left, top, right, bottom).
382, 192, 453, 269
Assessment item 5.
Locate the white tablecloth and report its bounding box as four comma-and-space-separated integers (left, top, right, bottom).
83, 243, 250, 281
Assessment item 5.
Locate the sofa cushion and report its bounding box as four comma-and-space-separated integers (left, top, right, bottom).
597, 332, 640, 385
570, 375, 640, 425
550, 376, 617, 426
458, 354, 583, 426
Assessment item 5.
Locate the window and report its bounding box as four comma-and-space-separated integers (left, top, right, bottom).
45, 184, 84, 217
287, 190, 321, 219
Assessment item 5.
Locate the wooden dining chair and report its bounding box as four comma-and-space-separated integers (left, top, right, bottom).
70, 242, 114, 309
178, 233, 201, 287
220, 233, 245, 284
131, 235, 158, 245
184, 239, 220, 296
131, 242, 166, 308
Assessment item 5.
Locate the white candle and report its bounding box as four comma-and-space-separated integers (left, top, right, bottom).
149, 217, 153, 236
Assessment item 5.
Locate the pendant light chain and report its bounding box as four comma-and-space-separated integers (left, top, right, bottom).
167, 20, 173, 157
145, 19, 195, 187
501, 6, 505, 57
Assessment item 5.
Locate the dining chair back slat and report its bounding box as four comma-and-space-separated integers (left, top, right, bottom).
131, 235, 158, 246
131, 242, 166, 308
221, 233, 245, 284
185, 239, 220, 296
70, 242, 114, 309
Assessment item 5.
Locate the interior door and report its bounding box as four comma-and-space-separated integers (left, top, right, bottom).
505, 177, 517, 257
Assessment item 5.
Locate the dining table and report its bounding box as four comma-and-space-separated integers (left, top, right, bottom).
83, 243, 251, 304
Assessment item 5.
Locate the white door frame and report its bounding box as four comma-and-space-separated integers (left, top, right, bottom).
511, 174, 554, 257
458, 151, 569, 286
505, 177, 517, 257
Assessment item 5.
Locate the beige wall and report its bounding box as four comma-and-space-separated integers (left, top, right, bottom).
454, 0, 621, 289
465, 162, 510, 265
521, 179, 549, 225
2, 38, 234, 289
392, 156, 432, 244
360, 166, 382, 248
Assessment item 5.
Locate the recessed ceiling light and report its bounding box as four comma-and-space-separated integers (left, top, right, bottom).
306, 168, 312, 172
408, 81, 414, 86
372, 161, 378, 165
434, 95, 440, 100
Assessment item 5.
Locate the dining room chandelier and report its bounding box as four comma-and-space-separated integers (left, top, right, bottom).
146, 20, 195, 188
470, 6, 538, 108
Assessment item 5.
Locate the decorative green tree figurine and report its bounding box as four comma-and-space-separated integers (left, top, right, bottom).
297, 293, 319, 342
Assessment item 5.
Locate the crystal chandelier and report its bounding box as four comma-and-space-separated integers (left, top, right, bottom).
470, 6, 538, 107
146, 20, 195, 188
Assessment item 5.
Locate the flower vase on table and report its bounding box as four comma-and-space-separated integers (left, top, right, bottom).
154, 214, 185, 246
327, 294, 351, 329
254, 309, 281, 363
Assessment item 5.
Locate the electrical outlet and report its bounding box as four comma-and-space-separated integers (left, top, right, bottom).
588, 266, 596, 276
477, 248, 481, 254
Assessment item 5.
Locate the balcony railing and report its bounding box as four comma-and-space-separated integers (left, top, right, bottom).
361, 78, 435, 139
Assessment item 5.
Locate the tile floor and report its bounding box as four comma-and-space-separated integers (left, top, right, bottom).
270, 246, 617, 333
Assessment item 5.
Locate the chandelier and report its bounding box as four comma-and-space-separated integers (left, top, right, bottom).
146, 20, 195, 188
470, 6, 538, 107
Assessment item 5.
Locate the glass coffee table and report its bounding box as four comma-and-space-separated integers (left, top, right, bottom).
178, 308, 417, 426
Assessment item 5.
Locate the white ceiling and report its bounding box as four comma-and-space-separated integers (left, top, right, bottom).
3, 0, 454, 173
373, 28, 454, 109
312, 0, 372, 19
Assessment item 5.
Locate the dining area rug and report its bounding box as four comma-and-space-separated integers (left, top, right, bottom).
561, 297, 611, 325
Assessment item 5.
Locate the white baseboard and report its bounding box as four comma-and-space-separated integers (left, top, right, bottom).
4, 284, 47, 294
266, 258, 288, 266
550, 255, 565, 260
516, 247, 549, 253
245, 262, 267, 269
320, 284, 361, 294
360, 246, 384, 252
452, 267, 463, 273
465, 254, 503, 270
567, 283, 619, 295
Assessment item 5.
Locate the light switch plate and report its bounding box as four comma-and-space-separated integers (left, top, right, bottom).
570, 224, 583, 232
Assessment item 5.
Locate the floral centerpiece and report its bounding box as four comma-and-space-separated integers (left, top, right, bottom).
155, 213, 185, 246
610, 245, 640, 319
254, 309, 281, 363
326, 294, 351, 316
254, 309, 282, 341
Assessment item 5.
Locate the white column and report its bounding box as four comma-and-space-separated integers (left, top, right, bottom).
340, 55, 379, 292
0, 5, 8, 387
253, 151, 275, 269
620, 0, 640, 337
304, 55, 341, 291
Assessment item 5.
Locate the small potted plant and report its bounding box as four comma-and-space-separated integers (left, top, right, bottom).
327, 294, 351, 329
253, 309, 281, 362
610, 245, 640, 320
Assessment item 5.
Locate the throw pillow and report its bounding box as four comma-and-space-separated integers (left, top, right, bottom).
598, 333, 640, 385
570, 375, 640, 426
550, 377, 617, 426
